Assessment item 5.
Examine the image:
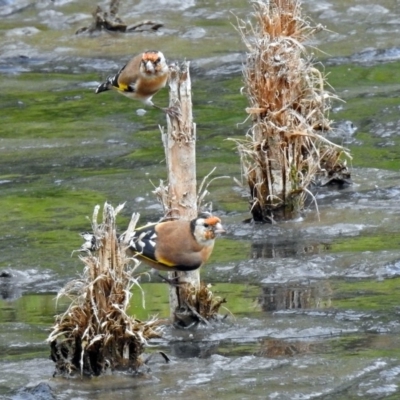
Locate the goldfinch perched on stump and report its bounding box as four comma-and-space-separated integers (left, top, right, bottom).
95, 50, 179, 117
127, 213, 225, 272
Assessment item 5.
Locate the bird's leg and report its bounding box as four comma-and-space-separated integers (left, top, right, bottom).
157, 273, 182, 286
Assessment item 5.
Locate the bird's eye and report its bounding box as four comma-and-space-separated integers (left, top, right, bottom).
155, 57, 161, 64
204, 223, 209, 228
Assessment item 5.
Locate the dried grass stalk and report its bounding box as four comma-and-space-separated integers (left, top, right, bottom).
47, 203, 163, 377
236, 0, 351, 222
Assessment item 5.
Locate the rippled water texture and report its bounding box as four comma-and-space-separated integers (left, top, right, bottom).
1, 0, 400, 399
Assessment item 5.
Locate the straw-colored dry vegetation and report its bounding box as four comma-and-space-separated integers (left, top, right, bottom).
236, 0, 351, 222
173, 282, 227, 328
48, 203, 163, 377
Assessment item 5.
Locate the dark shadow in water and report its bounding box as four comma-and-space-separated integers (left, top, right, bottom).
0, 270, 22, 301
10, 382, 55, 400
168, 341, 220, 359
258, 338, 313, 358
251, 240, 331, 259
258, 281, 332, 312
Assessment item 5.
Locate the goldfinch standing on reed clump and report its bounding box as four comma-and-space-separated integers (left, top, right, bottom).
79, 213, 225, 284
95, 50, 179, 117
127, 213, 225, 273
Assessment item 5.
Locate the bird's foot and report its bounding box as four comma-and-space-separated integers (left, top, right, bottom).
165, 105, 182, 118
153, 104, 181, 119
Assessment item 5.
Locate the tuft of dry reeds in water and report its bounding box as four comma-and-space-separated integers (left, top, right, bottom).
173, 282, 227, 328
235, 0, 351, 222
47, 203, 163, 377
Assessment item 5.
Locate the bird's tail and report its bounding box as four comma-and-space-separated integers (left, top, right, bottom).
95, 78, 112, 94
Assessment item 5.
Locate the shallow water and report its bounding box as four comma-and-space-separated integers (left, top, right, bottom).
2, 0, 400, 399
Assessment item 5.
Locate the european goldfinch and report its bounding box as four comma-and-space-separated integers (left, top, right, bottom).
127, 213, 225, 272
95, 50, 179, 116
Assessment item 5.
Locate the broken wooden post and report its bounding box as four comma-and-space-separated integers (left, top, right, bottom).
158, 61, 199, 322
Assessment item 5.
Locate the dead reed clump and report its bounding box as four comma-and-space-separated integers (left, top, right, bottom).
173, 282, 227, 328
47, 203, 163, 377
236, 0, 351, 222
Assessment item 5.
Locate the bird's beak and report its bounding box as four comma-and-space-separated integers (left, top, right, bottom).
145, 61, 155, 73
214, 222, 226, 234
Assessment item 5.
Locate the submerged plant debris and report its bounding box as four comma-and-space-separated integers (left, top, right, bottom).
76, 0, 163, 35
47, 203, 163, 377
235, 0, 351, 222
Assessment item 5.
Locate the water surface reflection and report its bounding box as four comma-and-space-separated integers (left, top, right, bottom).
2, 0, 400, 398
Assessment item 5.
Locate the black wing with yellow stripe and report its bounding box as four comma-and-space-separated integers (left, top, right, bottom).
129, 225, 158, 262
128, 223, 201, 271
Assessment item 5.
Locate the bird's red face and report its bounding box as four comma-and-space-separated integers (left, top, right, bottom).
141, 51, 167, 76
197, 215, 225, 242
